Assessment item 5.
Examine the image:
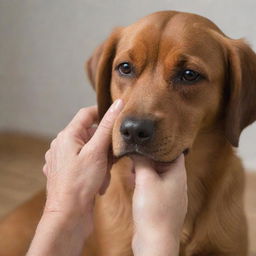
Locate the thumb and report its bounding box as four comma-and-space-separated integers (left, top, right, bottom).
82, 99, 124, 154
133, 157, 159, 187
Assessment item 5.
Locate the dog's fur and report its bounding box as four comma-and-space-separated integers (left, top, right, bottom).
1, 11, 256, 256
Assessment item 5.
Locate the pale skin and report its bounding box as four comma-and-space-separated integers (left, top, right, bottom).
26, 99, 188, 256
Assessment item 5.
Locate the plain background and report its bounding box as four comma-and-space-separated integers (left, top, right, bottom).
0, 0, 256, 170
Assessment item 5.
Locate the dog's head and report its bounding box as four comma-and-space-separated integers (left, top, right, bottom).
86, 11, 256, 163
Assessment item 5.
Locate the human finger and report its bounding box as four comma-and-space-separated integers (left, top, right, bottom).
63, 106, 98, 143
82, 99, 123, 155
133, 156, 159, 187
65, 106, 98, 132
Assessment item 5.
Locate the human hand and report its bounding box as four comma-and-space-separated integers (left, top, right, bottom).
43, 99, 123, 222
132, 155, 187, 256
27, 100, 123, 256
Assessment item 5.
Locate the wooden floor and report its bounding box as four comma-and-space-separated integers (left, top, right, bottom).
0, 132, 255, 255
0, 132, 47, 218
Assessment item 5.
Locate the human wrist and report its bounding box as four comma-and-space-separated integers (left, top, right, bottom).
27, 208, 92, 256
42, 209, 92, 233
42, 199, 94, 236
132, 229, 179, 256
44, 191, 95, 218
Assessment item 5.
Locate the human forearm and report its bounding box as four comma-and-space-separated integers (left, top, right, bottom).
26, 211, 91, 256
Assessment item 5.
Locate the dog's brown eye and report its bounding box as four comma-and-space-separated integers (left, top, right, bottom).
118, 62, 133, 76
182, 69, 200, 82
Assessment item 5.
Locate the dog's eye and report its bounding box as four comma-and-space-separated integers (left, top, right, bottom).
181, 69, 200, 82
117, 62, 133, 76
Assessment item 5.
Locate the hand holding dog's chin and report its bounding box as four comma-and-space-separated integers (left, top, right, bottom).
132, 154, 187, 256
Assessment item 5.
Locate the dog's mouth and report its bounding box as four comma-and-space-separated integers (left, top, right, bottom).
114, 147, 189, 173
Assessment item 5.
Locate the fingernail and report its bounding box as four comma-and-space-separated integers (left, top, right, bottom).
110, 99, 123, 112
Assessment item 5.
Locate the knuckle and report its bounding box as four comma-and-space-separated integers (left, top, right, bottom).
57, 128, 74, 140
66, 123, 84, 139
44, 150, 50, 161
42, 164, 48, 176
57, 130, 65, 138
65, 126, 77, 137
50, 138, 56, 148
78, 107, 89, 117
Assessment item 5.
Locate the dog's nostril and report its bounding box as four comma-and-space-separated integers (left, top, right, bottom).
138, 130, 149, 139
120, 118, 155, 145
123, 130, 130, 138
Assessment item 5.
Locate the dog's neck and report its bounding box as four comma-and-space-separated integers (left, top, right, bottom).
185, 126, 236, 205
180, 127, 246, 249
181, 127, 240, 242
186, 127, 234, 177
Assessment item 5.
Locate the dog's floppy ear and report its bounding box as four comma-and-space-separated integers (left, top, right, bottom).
86, 28, 122, 120
225, 39, 256, 147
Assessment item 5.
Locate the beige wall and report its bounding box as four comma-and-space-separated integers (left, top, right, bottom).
0, 0, 256, 169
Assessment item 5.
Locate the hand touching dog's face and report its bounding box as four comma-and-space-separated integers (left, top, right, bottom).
87, 11, 256, 163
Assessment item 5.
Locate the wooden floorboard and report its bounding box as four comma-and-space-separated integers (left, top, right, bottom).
0, 132, 255, 254
0, 132, 48, 217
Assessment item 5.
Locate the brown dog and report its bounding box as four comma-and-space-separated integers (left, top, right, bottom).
0, 10, 256, 256
86, 10, 255, 256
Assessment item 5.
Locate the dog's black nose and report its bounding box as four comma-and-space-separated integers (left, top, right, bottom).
120, 118, 155, 145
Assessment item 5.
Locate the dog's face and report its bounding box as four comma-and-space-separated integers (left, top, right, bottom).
110, 13, 225, 163
87, 11, 256, 163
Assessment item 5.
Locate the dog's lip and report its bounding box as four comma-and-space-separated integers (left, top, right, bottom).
113, 148, 189, 166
